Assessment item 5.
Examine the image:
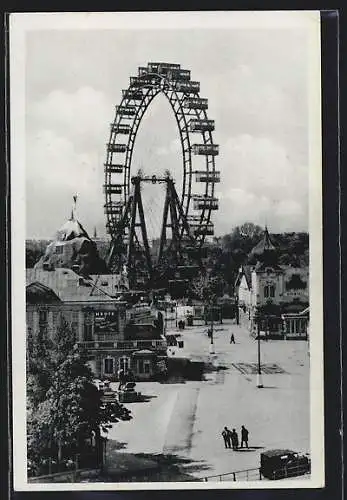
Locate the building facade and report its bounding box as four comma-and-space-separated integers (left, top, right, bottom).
235, 229, 309, 339
26, 268, 167, 381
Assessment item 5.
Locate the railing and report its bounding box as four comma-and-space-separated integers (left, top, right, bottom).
203, 468, 262, 482
202, 463, 310, 482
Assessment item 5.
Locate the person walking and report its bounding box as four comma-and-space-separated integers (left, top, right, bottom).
231, 429, 239, 450
222, 427, 232, 449
241, 425, 249, 448
230, 333, 235, 344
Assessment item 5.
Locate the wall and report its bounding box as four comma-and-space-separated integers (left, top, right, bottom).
238, 275, 251, 307
282, 267, 309, 303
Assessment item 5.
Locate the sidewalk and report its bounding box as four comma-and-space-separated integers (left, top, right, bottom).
107, 318, 310, 480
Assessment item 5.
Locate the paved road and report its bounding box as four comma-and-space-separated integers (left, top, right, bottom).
107, 317, 310, 479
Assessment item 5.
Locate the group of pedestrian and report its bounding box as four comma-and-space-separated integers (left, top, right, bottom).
221, 425, 249, 450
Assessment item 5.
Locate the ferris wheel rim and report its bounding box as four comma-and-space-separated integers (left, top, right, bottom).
104, 64, 219, 249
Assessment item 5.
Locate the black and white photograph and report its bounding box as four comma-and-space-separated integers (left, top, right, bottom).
10, 11, 324, 490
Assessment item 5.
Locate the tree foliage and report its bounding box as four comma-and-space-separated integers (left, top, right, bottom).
27, 317, 132, 474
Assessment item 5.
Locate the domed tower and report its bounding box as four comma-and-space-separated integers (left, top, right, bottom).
35, 196, 107, 276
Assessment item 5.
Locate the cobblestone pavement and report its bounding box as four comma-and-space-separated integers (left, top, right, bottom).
106, 316, 310, 480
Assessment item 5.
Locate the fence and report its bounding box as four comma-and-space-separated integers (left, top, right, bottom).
203, 468, 262, 482
202, 463, 310, 482
28, 449, 100, 480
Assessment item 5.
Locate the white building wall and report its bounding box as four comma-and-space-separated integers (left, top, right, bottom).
238, 275, 251, 307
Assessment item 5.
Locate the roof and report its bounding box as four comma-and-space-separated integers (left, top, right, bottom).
235, 265, 252, 290
254, 261, 283, 273
251, 227, 277, 256
261, 449, 296, 458
89, 274, 129, 296
281, 301, 309, 314
26, 268, 122, 303
26, 282, 61, 304
56, 214, 90, 242
243, 265, 252, 288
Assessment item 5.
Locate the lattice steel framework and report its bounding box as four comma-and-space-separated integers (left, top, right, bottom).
104, 62, 220, 275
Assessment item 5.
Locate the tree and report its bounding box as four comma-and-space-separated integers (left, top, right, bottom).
27, 318, 132, 474
26, 323, 54, 408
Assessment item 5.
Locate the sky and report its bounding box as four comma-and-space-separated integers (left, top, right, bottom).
25, 17, 315, 240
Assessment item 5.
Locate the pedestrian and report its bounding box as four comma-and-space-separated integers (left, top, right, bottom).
118, 368, 125, 390
241, 425, 249, 448
221, 426, 232, 449
230, 333, 235, 344
231, 428, 239, 450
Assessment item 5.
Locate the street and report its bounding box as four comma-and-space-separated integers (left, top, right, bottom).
106, 316, 310, 480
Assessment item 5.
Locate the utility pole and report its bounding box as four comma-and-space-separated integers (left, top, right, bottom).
209, 298, 215, 354
257, 319, 263, 388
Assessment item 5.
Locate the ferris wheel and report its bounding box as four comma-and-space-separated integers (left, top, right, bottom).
104, 62, 220, 280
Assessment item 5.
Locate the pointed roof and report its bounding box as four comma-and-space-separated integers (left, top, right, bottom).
235, 265, 252, 290
56, 217, 90, 242
250, 227, 276, 257
55, 195, 91, 242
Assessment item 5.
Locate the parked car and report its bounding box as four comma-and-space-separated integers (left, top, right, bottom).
260, 449, 311, 480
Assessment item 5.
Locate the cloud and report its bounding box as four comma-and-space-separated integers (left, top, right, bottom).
26, 128, 105, 238
212, 134, 308, 233
27, 86, 112, 154
24, 27, 311, 237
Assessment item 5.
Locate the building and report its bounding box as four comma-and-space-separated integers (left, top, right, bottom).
26, 268, 167, 381
235, 228, 309, 339
34, 199, 107, 276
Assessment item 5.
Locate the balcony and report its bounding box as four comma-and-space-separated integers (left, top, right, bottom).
78, 338, 167, 352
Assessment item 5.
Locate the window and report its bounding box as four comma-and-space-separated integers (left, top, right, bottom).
39, 310, 48, 323
119, 356, 130, 372
84, 324, 93, 341
144, 361, 151, 374
138, 359, 144, 373
264, 285, 275, 298
104, 358, 114, 374
55, 245, 63, 254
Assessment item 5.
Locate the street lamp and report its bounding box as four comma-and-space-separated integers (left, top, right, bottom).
256, 319, 263, 388
209, 300, 215, 354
